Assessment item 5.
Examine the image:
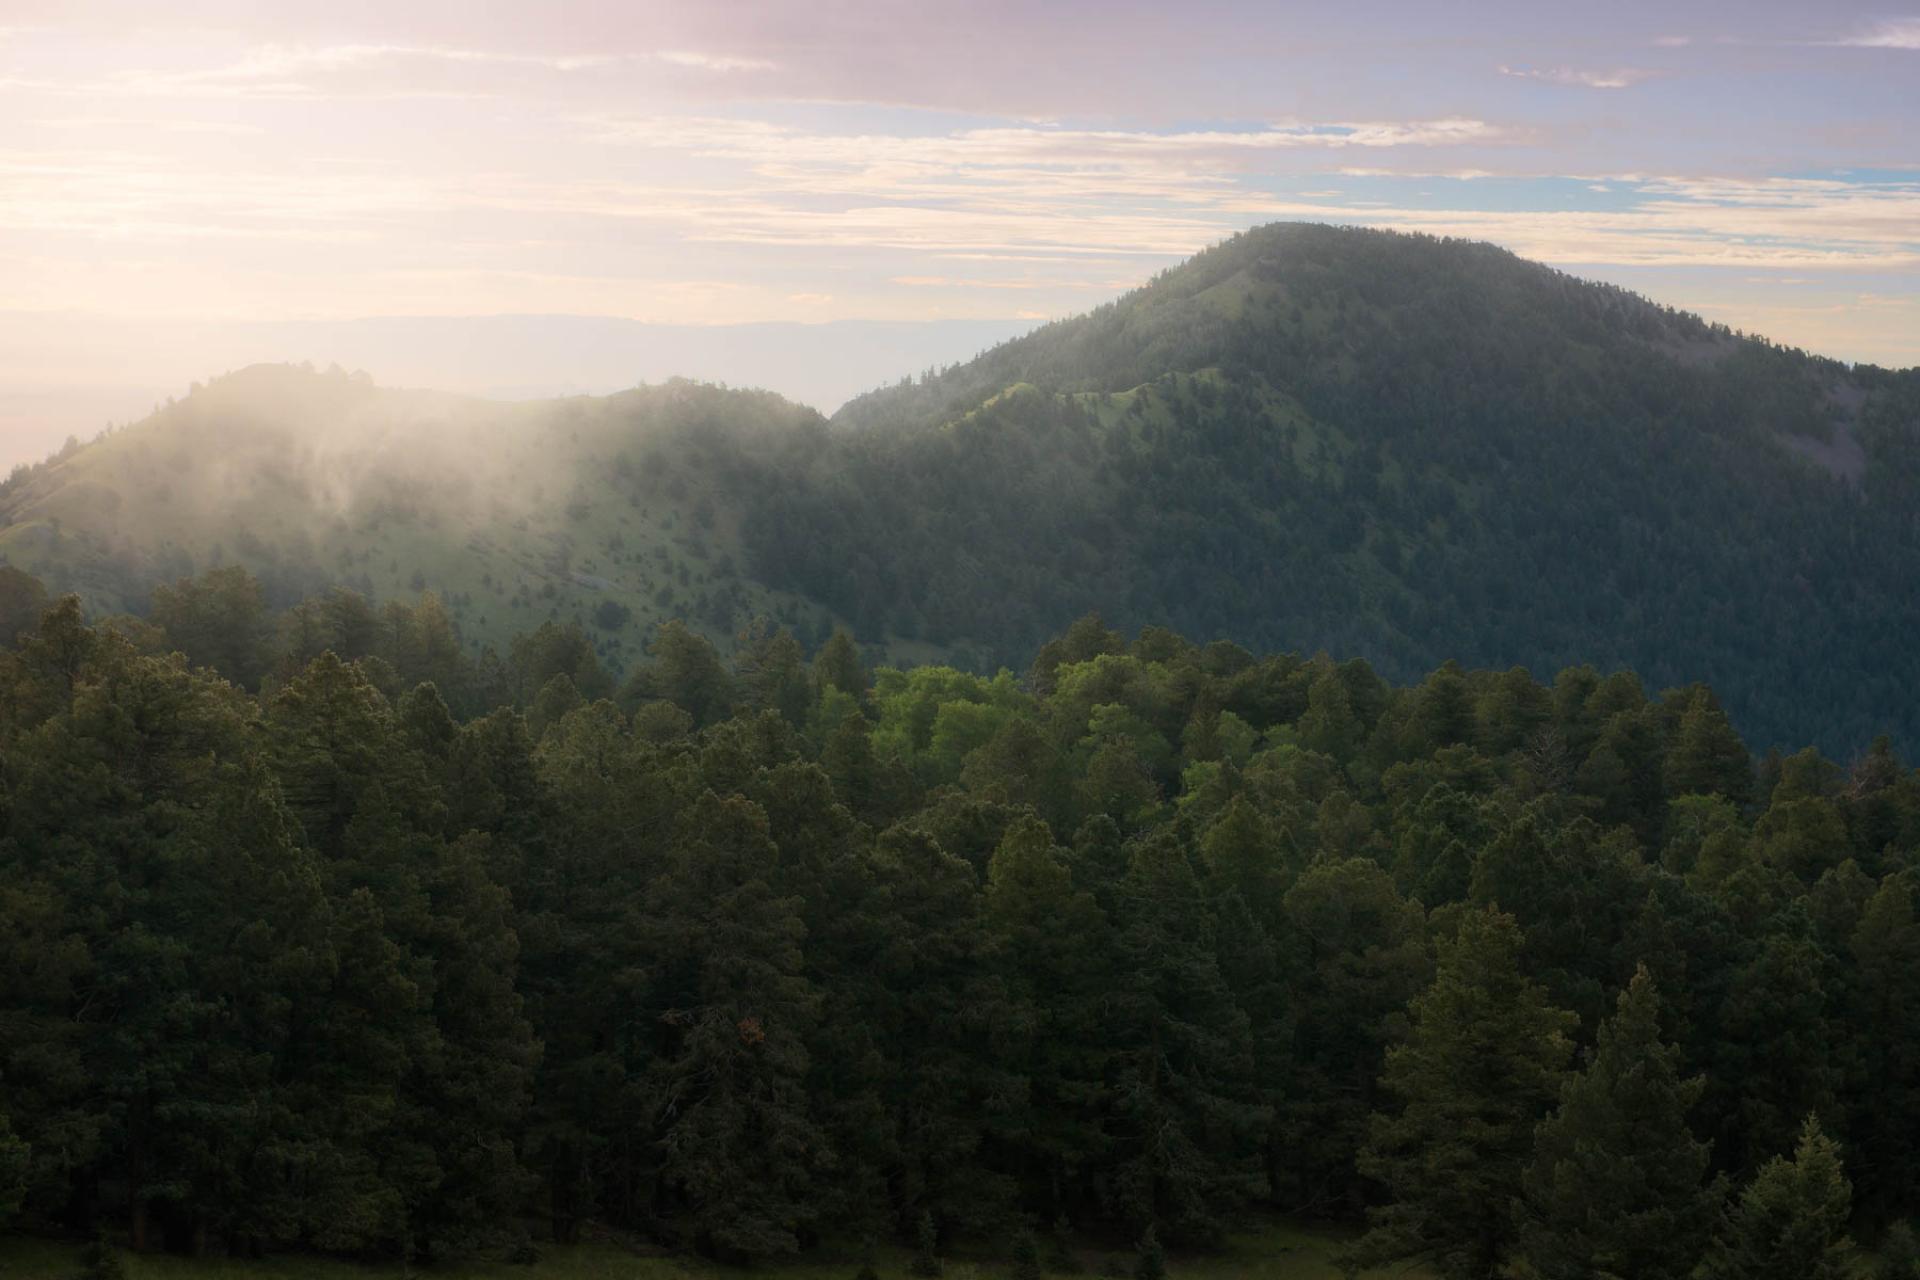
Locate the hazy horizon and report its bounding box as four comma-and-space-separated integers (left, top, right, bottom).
3, 0, 1917, 472
0, 312, 1037, 471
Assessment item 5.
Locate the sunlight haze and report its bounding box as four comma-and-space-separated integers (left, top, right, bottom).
2, 0, 1917, 468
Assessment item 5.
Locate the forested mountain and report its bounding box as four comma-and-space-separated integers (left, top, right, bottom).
5, 223, 1918, 756
787, 225, 1920, 758
2, 586, 1916, 1276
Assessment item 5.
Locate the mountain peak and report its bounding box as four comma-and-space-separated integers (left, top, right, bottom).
835, 222, 1804, 436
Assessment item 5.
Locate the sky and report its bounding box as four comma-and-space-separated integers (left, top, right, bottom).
2, 0, 1917, 469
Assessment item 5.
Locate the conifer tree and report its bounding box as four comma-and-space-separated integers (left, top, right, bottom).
1133, 1224, 1168, 1280
814, 628, 868, 700
1663, 686, 1753, 804
1276, 858, 1427, 1215
910, 1208, 942, 1277
1047, 1213, 1085, 1274
1346, 908, 1574, 1279
1013, 1227, 1043, 1280
1517, 967, 1720, 1280
635, 791, 827, 1258
1105, 834, 1265, 1242
1703, 1115, 1858, 1280
0, 1111, 28, 1229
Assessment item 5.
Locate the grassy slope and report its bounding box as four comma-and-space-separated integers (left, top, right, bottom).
0, 1221, 1426, 1280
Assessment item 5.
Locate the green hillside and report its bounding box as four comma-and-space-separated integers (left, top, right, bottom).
5, 223, 1919, 753
0, 369, 840, 673
783, 224, 1920, 755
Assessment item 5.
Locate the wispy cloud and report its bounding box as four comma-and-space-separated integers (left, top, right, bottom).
1499, 64, 1655, 89
1, 4, 1915, 368
657, 50, 776, 72
1219, 175, 1920, 272
27, 41, 774, 101
1827, 18, 1920, 49
587, 116, 1515, 184
40, 115, 267, 136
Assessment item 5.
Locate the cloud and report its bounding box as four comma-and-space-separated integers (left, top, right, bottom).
656, 50, 776, 72
1828, 18, 1920, 49
1499, 64, 1654, 89
1651, 35, 1693, 47
587, 116, 1514, 196
889, 274, 1121, 291
1213, 175, 1920, 272
40, 115, 267, 136
60, 42, 628, 100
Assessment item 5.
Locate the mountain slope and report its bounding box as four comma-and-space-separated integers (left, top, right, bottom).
0, 367, 842, 671
4, 223, 1917, 753
766, 225, 1920, 753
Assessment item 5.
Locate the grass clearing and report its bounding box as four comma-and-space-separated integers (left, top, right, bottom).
0, 1218, 1427, 1280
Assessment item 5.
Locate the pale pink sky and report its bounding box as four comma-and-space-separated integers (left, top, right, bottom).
2, 0, 1916, 466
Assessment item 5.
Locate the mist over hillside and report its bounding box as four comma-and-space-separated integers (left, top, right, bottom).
4, 223, 1917, 755
0, 313, 1038, 473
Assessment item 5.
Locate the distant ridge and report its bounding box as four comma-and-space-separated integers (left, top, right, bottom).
4, 223, 1917, 753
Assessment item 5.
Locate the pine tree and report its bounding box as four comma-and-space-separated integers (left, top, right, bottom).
1663, 686, 1753, 804
1703, 1115, 1858, 1280
1133, 1224, 1168, 1280
1296, 668, 1362, 760
813, 628, 868, 699
0, 1110, 28, 1228
733, 616, 812, 726
1848, 876, 1920, 1227
910, 1208, 943, 1277
636, 790, 828, 1258
1047, 1213, 1085, 1274
1276, 858, 1428, 1215
1877, 1221, 1920, 1280
77, 1231, 126, 1280
1516, 967, 1720, 1280
1346, 908, 1575, 1279
1104, 834, 1266, 1242
621, 620, 734, 725
981, 816, 1112, 1213
1013, 1228, 1044, 1280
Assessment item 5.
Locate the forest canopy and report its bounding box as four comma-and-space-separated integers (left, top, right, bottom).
2, 568, 1916, 1278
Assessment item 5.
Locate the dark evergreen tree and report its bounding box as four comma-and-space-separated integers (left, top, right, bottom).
1516, 967, 1720, 1280
1702, 1115, 1858, 1280
1347, 908, 1575, 1279
1133, 1224, 1168, 1280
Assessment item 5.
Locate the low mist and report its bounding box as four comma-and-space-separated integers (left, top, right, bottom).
0, 312, 1036, 474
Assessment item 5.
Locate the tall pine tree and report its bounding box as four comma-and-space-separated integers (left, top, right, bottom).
1516, 966, 1720, 1280
1346, 908, 1574, 1280
1703, 1115, 1858, 1280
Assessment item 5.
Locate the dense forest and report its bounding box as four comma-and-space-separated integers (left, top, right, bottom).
5, 226, 1917, 761
3, 563, 1919, 1279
